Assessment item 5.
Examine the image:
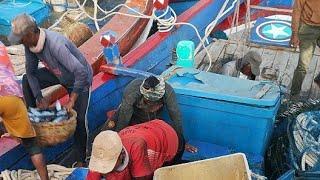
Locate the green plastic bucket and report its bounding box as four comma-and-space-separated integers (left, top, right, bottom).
176, 40, 195, 68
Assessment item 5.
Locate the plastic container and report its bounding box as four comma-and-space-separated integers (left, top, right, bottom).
154, 153, 251, 180
182, 140, 264, 175
66, 168, 89, 180
176, 40, 195, 68
162, 66, 281, 156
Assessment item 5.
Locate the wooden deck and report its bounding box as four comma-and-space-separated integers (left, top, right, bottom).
195, 31, 320, 99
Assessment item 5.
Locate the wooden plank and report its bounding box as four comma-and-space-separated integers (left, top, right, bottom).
219, 39, 320, 56
199, 63, 207, 71
249, 46, 264, 56
200, 40, 227, 71
218, 44, 238, 60
195, 41, 224, 68
250, 5, 293, 13
195, 46, 209, 67
209, 42, 239, 73
228, 30, 245, 41
300, 55, 318, 98
272, 50, 291, 84
309, 55, 320, 99
260, 49, 277, 69
259, 49, 277, 81
281, 52, 300, 90
234, 42, 250, 60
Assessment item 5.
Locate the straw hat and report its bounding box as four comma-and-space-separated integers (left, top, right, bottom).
89, 131, 123, 174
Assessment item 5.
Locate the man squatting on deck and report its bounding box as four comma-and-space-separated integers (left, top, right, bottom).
0, 42, 49, 180
8, 14, 93, 167
103, 75, 198, 153
290, 0, 320, 98
220, 51, 262, 80
87, 120, 180, 180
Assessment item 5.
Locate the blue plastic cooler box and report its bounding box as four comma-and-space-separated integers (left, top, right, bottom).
162, 66, 281, 156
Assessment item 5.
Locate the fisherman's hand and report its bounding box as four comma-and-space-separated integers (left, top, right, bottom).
101, 119, 116, 131
290, 34, 299, 48
65, 100, 75, 112
65, 92, 78, 112
185, 143, 198, 153
36, 97, 50, 109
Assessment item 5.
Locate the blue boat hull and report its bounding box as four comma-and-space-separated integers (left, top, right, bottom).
0, 0, 241, 171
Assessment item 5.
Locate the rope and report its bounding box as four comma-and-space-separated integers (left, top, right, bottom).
194, 0, 240, 58
250, 171, 267, 180
215, 0, 241, 73
48, 0, 248, 74
0, 164, 74, 180
69, 0, 213, 72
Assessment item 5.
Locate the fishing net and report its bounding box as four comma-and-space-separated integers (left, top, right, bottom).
265, 99, 320, 179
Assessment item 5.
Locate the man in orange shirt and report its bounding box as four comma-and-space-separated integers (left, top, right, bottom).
290, 0, 320, 98
87, 120, 179, 180
0, 42, 48, 180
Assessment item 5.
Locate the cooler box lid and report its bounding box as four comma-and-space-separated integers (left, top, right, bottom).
162, 66, 281, 107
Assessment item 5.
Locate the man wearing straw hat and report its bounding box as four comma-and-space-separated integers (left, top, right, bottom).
7, 14, 93, 167
0, 41, 49, 180
87, 120, 179, 180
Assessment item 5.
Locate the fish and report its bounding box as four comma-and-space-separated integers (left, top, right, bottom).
28, 107, 70, 123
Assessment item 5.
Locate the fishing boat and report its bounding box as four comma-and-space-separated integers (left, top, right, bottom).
0, 0, 152, 171
1, 0, 315, 179
0, 0, 242, 171
187, 0, 320, 178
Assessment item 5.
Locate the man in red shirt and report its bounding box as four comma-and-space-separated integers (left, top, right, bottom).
87, 119, 179, 180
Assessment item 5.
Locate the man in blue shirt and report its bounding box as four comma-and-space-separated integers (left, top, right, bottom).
8, 14, 93, 167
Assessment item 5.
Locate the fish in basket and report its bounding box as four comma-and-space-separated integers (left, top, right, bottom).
28, 101, 77, 147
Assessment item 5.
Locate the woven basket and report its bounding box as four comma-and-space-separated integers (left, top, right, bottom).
32, 110, 77, 147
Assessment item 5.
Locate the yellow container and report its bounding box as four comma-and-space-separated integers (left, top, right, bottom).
154, 153, 251, 180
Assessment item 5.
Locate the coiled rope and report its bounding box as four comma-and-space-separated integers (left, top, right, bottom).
0, 164, 74, 180
288, 111, 320, 171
